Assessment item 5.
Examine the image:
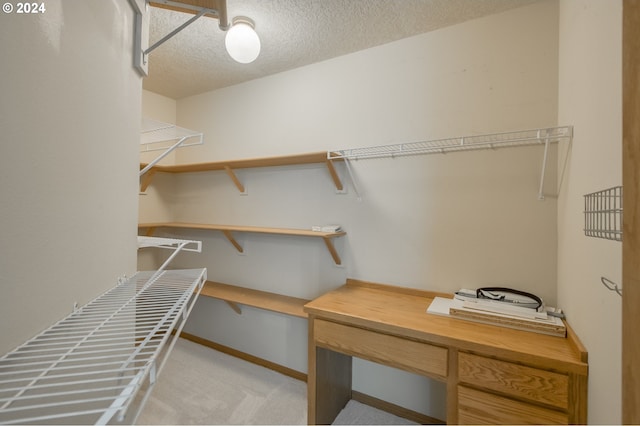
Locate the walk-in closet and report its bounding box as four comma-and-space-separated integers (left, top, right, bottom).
1, 0, 638, 424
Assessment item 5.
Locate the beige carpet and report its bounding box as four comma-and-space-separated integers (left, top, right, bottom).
137, 337, 416, 425
137, 338, 306, 425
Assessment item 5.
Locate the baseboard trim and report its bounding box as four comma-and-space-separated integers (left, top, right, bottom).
351, 390, 444, 425
179, 331, 308, 382
179, 332, 444, 424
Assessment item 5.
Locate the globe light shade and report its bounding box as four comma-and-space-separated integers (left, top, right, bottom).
225, 17, 261, 64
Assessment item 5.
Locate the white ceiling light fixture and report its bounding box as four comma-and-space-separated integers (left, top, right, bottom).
225, 16, 261, 64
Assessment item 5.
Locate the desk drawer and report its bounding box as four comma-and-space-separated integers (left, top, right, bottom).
314, 319, 448, 378
458, 385, 568, 425
458, 352, 568, 409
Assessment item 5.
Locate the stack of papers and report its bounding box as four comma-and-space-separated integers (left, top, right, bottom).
427, 297, 566, 337
311, 225, 342, 233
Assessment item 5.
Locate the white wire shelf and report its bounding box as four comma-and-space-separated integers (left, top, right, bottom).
137, 236, 202, 253
139, 118, 203, 178
137, 236, 202, 274
328, 126, 573, 160
140, 118, 203, 153
0, 268, 207, 425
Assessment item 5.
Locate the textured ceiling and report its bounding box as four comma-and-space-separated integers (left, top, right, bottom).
143, 0, 541, 99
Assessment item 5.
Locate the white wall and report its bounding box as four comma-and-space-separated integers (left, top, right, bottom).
140, 1, 561, 420
557, 1, 622, 424
0, 0, 141, 354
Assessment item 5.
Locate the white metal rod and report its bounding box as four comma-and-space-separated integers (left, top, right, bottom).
96, 374, 142, 425
343, 159, 361, 201
0, 374, 138, 394
538, 135, 551, 200
0, 352, 151, 370
144, 9, 209, 56
4, 335, 166, 354
0, 391, 139, 414
0, 365, 147, 386
0, 384, 132, 404
0, 359, 148, 378
140, 136, 189, 177
0, 346, 157, 364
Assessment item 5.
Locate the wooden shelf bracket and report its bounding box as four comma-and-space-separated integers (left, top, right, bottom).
224, 300, 243, 314
322, 236, 342, 266
139, 222, 346, 265
325, 159, 344, 192
224, 166, 247, 194
222, 230, 244, 253
140, 168, 156, 192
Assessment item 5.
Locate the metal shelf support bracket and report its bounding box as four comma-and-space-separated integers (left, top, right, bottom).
538, 131, 551, 201
132, 0, 229, 76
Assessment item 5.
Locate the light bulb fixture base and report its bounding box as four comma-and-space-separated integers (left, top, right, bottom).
225, 16, 261, 64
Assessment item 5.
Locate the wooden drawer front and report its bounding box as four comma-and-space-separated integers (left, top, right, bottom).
458, 386, 568, 425
314, 319, 448, 378
458, 352, 568, 409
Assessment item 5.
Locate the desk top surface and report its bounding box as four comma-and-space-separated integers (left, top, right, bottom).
304, 280, 588, 375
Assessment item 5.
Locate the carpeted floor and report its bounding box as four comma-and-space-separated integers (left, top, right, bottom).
137, 338, 416, 425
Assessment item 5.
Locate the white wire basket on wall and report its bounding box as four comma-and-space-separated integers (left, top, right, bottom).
584, 185, 623, 242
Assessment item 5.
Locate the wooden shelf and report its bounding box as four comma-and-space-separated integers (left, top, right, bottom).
139, 222, 346, 265
200, 281, 310, 318
140, 151, 344, 192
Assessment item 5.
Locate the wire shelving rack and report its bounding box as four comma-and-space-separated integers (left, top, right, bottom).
327, 126, 573, 200
328, 126, 573, 160
0, 268, 207, 425
140, 118, 203, 177
137, 236, 202, 276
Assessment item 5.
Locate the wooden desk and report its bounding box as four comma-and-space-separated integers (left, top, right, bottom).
304, 280, 588, 425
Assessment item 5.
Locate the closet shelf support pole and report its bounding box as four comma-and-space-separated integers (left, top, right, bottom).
140, 136, 189, 177
144, 8, 208, 59
343, 158, 362, 201
133, 1, 229, 75
538, 132, 551, 201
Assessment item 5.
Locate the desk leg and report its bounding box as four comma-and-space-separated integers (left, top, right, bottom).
308, 316, 353, 425
446, 348, 458, 425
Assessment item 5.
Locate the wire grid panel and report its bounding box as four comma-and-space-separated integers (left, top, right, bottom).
328, 126, 573, 160
140, 118, 203, 152
0, 268, 206, 425
137, 236, 202, 253
584, 186, 623, 241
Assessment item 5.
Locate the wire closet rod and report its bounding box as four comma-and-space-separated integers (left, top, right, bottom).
328, 126, 572, 201
328, 126, 573, 160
